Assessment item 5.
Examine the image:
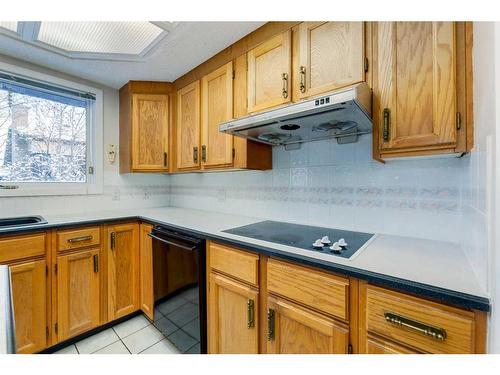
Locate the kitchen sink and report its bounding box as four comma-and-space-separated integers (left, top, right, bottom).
0, 215, 48, 229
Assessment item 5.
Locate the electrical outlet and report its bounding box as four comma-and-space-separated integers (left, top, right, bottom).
112, 188, 120, 201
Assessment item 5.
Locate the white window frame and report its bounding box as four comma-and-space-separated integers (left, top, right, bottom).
0, 60, 103, 197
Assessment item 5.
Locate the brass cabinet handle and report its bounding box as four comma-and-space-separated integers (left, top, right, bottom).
282, 73, 289, 99
193, 146, 198, 164
299, 66, 306, 93
201, 145, 207, 163
163, 152, 168, 167
267, 308, 275, 341
384, 312, 447, 341
247, 299, 255, 329
110, 232, 116, 250
93, 254, 99, 273
67, 235, 93, 244
382, 108, 390, 141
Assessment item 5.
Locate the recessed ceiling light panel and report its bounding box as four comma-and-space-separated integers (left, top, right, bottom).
0, 21, 18, 33
37, 21, 165, 55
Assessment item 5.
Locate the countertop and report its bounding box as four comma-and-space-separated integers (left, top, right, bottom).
0, 206, 490, 311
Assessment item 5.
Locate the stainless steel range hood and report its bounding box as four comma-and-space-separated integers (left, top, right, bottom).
219, 82, 372, 146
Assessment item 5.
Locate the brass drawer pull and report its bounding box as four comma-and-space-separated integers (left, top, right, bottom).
384, 312, 447, 341
110, 232, 116, 250
93, 254, 99, 273
193, 146, 199, 164
282, 73, 289, 99
299, 66, 306, 93
267, 308, 275, 341
201, 145, 207, 163
247, 299, 255, 329
67, 235, 93, 244
382, 108, 390, 141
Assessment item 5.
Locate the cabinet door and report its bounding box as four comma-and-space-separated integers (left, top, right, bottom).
201, 61, 234, 169
107, 223, 139, 320
208, 273, 259, 354
176, 81, 201, 171
9, 259, 46, 354
131, 93, 169, 171
266, 296, 348, 354
366, 335, 420, 354
374, 22, 457, 152
57, 248, 100, 341
139, 224, 154, 321
295, 22, 364, 100
247, 30, 291, 113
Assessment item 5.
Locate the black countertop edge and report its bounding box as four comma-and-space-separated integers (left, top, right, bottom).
0, 214, 491, 312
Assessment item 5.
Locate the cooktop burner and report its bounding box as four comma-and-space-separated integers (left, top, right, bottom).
223, 220, 374, 259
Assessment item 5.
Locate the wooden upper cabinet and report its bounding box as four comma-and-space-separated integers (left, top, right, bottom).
247, 30, 292, 113
208, 273, 259, 354
131, 94, 169, 171
119, 81, 173, 173
176, 81, 201, 171
107, 223, 140, 320
373, 22, 471, 158
294, 22, 365, 100
201, 61, 234, 169
266, 296, 349, 354
10, 259, 47, 354
57, 248, 100, 341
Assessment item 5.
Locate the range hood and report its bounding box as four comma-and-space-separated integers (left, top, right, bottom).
219, 82, 372, 146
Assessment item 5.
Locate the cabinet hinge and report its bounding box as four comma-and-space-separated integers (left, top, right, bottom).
54, 264, 58, 275
456, 112, 462, 130
232, 148, 235, 159
55, 323, 58, 334
46, 326, 49, 339
46, 265, 48, 277
232, 70, 235, 79
364, 57, 369, 73
348, 344, 353, 354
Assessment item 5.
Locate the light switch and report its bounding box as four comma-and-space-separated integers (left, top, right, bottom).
107, 144, 116, 164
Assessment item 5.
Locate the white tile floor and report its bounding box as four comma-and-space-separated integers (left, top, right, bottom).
54, 287, 201, 355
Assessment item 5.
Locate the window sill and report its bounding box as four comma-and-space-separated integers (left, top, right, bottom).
0, 183, 103, 197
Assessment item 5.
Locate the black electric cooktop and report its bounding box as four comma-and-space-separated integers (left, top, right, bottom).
223, 220, 374, 259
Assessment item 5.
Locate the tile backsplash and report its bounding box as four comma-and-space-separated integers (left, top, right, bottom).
169, 135, 469, 243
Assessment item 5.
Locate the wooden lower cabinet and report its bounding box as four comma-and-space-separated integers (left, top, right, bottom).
10, 259, 47, 354
266, 296, 349, 354
57, 248, 100, 341
107, 223, 140, 320
366, 334, 419, 354
208, 272, 259, 353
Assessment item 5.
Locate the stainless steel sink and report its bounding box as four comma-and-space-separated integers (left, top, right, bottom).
0, 215, 47, 229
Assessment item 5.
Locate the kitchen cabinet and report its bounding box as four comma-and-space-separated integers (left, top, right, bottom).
106, 223, 140, 320
139, 223, 154, 321
366, 334, 419, 354
175, 80, 202, 171
9, 259, 47, 354
119, 81, 173, 173
201, 61, 234, 169
266, 296, 349, 354
207, 272, 259, 354
56, 248, 100, 341
293, 22, 365, 100
247, 30, 292, 113
373, 22, 473, 159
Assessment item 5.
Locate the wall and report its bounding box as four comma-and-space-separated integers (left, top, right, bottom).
0, 54, 170, 216
170, 134, 469, 243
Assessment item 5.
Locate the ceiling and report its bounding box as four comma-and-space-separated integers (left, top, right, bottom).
0, 21, 265, 89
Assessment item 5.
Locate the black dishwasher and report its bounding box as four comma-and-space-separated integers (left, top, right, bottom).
148, 225, 206, 354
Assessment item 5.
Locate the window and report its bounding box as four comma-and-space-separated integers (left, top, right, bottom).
0, 62, 103, 196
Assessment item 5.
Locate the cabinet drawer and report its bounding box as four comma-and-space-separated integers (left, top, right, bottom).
267, 258, 349, 321
0, 233, 46, 263
208, 242, 259, 286
365, 285, 476, 354
57, 227, 101, 252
